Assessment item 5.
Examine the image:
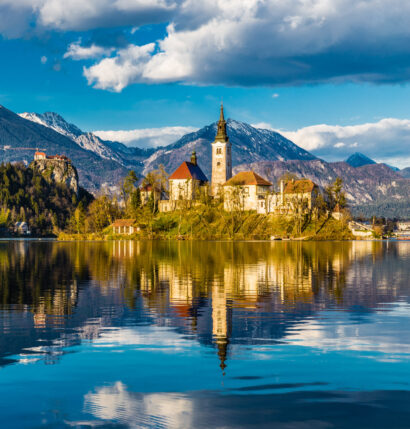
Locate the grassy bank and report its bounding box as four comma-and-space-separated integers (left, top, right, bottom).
58, 203, 353, 241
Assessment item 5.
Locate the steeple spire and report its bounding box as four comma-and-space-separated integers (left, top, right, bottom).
215, 102, 228, 142
190, 150, 197, 166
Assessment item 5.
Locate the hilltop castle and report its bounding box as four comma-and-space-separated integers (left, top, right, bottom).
148, 104, 318, 214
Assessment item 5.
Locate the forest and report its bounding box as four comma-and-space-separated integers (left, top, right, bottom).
0, 162, 92, 236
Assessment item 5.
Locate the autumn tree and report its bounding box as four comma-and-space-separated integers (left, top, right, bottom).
325, 177, 347, 212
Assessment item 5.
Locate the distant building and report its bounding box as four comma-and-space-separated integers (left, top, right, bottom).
112, 219, 138, 235
260, 179, 320, 215
33, 152, 70, 162
14, 221, 30, 235
34, 151, 46, 160
47, 155, 70, 161
348, 220, 373, 238
211, 103, 232, 196
397, 221, 410, 232
331, 204, 344, 221
223, 171, 272, 212
159, 151, 208, 212
140, 184, 162, 206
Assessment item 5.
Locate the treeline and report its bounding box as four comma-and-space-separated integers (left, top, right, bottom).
0, 162, 92, 235
352, 201, 410, 220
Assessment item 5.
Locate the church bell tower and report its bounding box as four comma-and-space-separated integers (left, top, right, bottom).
211, 103, 232, 196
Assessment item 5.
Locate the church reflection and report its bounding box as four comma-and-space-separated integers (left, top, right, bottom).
0, 240, 408, 370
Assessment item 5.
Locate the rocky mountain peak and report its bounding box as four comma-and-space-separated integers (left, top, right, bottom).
345, 152, 376, 168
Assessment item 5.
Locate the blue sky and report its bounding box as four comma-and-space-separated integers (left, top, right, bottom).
1, 1, 410, 167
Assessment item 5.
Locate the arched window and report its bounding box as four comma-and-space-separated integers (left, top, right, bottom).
216, 148, 222, 155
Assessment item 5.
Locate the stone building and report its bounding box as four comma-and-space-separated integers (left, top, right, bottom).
211, 103, 232, 196
258, 179, 320, 215
223, 171, 272, 212
158, 151, 208, 212
34, 151, 46, 160
140, 184, 162, 205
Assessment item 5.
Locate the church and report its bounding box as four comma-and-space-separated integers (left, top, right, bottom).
158, 103, 233, 212
155, 104, 318, 214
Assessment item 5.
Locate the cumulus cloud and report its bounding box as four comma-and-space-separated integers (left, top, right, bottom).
64, 40, 114, 60
84, 43, 156, 91
94, 125, 197, 148
0, 0, 176, 37
82, 0, 410, 89
279, 118, 410, 168
5, 1, 410, 89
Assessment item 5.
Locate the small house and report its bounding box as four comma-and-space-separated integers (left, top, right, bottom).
112, 219, 138, 235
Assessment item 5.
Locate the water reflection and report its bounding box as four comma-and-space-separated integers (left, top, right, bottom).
1, 240, 410, 428
0, 240, 408, 370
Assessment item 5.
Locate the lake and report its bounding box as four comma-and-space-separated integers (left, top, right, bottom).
0, 240, 409, 428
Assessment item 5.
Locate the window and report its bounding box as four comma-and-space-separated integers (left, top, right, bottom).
217, 162, 221, 166
216, 147, 222, 154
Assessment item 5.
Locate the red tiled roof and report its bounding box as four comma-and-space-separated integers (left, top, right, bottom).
169, 161, 208, 182
224, 171, 272, 186
141, 184, 154, 191
35, 151, 46, 156
112, 219, 135, 227
284, 179, 317, 194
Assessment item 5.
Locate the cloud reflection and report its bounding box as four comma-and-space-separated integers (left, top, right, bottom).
84, 382, 193, 429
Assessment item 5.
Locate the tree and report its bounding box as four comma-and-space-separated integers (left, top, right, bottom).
86, 194, 121, 232
326, 177, 347, 212
121, 170, 139, 211
0, 208, 10, 227
142, 165, 169, 214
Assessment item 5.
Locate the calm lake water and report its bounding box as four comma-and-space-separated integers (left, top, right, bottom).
0, 240, 410, 428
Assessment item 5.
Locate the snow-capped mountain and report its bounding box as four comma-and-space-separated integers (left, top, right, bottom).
19, 112, 127, 164
143, 119, 316, 177
1, 106, 128, 191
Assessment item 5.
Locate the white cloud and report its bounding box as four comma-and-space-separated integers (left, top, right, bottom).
64, 40, 114, 60
78, 0, 410, 89
4, 1, 410, 90
94, 125, 197, 148
272, 93, 280, 98
84, 43, 156, 91
40, 55, 47, 64
0, 0, 176, 37
251, 122, 275, 131
277, 118, 410, 168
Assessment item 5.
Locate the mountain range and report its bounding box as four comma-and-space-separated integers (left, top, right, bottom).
142, 119, 316, 178
0, 105, 409, 217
